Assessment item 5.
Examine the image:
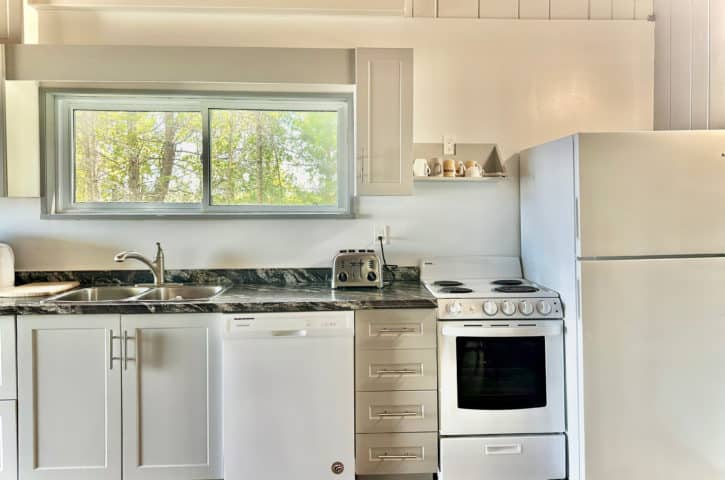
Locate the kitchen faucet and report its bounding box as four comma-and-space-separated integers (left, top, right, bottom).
114, 242, 166, 286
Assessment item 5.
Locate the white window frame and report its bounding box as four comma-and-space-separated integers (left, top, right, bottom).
42, 90, 354, 218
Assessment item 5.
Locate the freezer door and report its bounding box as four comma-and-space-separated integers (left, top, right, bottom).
580, 258, 725, 480
577, 131, 725, 257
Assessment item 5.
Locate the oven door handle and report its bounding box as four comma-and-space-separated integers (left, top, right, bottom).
440, 325, 562, 337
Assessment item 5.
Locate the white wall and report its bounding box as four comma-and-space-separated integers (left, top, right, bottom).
653, 0, 725, 129
0, 13, 654, 270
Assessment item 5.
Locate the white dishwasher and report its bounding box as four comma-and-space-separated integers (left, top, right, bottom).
222, 311, 355, 480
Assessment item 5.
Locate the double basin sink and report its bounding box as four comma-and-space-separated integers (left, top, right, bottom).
45, 285, 227, 303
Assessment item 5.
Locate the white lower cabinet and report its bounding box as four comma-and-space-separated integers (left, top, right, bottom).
122, 314, 222, 480
18, 315, 122, 480
0, 401, 18, 480
18, 314, 223, 480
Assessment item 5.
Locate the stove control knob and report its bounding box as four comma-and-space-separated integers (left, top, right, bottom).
483, 301, 499, 316
519, 301, 534, 316
537, 300, 553, 315
446, 302, 463, 315
501, 301, 516, 316
337, 272, 348, 282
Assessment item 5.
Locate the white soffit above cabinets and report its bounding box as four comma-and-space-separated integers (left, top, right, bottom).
4, 45, 356, 84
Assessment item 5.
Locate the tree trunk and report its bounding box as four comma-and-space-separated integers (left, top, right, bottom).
153, 112, 176, 202
87, 117, 99, 201
226, 115, 235, 204
126, 116, 142, 201
256, 112, 264, 204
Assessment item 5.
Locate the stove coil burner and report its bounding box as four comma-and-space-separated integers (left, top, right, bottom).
439, 286, 474, 294
492, 279, 524, 286
433, 281, 464, 287
493, 285, 539, 293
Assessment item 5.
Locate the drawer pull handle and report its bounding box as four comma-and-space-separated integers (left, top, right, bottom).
377, 455, 419, 460
377, 411, 418, 417
485, 444, 523, 455
378, 328, 417, 333
377, 369, 418, 375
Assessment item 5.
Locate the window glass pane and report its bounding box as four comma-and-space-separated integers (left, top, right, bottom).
73, 110, 203, 203
210, 109, 338, 206
456, 337, 547, 410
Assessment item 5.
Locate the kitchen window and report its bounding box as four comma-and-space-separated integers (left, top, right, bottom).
43, 91, 353, 217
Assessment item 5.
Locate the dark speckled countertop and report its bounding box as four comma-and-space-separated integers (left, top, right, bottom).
0, 282, 436, 316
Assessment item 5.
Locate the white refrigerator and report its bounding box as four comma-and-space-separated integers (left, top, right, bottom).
520, 131, 725, 480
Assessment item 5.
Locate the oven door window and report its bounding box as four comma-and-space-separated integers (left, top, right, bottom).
456, 336, 547, 410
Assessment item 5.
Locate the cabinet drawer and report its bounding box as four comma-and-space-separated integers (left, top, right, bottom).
355, 309, 436, 350
440, 434, 566, 480
356, 349, 437, 392
356, 391, 438, 433
356, 432, 438, 475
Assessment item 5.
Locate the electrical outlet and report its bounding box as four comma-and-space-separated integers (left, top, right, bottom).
374, 225, 391, 245
443, 135, 456, 156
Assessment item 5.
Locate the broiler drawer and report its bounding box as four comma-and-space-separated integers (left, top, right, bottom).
356, 391, 438, 433
355, 349, 437, 391
355, 309, 436, 350
440, 434, 567, 480
356, 432, 438, 475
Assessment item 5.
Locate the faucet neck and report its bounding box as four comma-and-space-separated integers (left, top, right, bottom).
154, 243, 165, 286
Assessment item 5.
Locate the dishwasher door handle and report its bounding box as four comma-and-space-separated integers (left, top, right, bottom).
270, 329, 308, 337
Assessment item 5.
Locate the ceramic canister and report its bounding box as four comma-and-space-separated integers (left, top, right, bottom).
0, 243, 15, 288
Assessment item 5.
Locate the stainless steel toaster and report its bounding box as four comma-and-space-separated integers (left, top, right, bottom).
332, 249, 384, 289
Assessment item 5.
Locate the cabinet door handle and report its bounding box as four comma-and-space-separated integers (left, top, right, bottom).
109, 331, 122, 370
378, 328, 416, 334
377, 455, 419, 460
123, 330, 137, 370
377, 369, 418, 375
376, 411, 419, 417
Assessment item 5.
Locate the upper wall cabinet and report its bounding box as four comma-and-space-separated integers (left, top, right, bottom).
356, 48, 414, 196
0, 0, 22, 43
0, 46, 6, 197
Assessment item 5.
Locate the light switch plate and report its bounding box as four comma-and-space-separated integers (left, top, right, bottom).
443, 135, 456, 155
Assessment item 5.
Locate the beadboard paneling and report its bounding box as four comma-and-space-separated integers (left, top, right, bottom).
478, 0, 518, 18
589, 0, 612, 19
550, 0, 588, 19
654, 0, 725, 130
691, 0, 709, 129
437, 0, 478, 18
519, 0, 549, 19
634, 0, 653, 19
612, 0, 634, 19
412, 0, 436, 17
710, 1, 725, 128
668, 0, 691, 129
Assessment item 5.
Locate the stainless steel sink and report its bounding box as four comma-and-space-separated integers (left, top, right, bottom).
45, 286, 152, 303
134, 285, 227, 302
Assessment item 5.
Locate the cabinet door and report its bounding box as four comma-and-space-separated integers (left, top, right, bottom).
121, 314, 222, 480
0, 317, 16, 399
18, 315, 122, 480
356, 48, 414, 196
0, 0, 23, 43
0, 401, 17, 480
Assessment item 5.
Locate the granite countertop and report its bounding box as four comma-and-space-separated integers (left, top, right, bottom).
0, 282, 436, 316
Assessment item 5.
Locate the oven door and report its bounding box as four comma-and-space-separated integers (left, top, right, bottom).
438, 320, 565, 436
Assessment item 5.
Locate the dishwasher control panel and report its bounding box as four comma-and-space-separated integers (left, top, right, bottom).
223, 311, 354, 338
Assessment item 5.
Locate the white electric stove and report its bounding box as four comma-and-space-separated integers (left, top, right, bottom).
421, 255, 562, 320
421, 256, 567, 480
